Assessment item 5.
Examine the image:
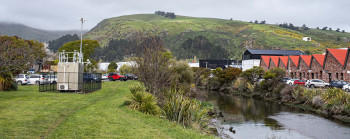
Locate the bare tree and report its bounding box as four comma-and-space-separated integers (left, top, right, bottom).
132, 35, 174, 95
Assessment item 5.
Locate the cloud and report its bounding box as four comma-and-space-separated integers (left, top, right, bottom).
0, 0, 348, 31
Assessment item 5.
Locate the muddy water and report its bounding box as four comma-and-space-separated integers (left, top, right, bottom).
206, 91, 350, 139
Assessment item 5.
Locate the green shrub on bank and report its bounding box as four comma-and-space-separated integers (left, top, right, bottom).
163, 89, 211, 129
128, 84, 161, 115
322, 88, 350, 115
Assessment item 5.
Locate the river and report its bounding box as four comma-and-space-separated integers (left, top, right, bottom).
206, 90, 350, 139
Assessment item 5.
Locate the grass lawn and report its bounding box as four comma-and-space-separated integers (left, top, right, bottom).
0, 81, 213, 138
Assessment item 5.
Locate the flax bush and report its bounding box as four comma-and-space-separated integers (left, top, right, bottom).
322, 88, 350, 115
128, 84, 161, 115
163, 89, 211, 129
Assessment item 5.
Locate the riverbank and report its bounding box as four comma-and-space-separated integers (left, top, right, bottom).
227, 89, 350, 124
0, 81, 212, 138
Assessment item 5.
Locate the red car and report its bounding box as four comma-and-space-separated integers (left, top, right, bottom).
108, 72, 127, 81
294, 80, 306, 86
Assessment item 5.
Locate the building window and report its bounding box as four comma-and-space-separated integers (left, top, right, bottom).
316, 73, 318, 79
336, 73, 339, 80
329, 73, 332, 82
312, 73, 314, 79
341, 73, 344, 80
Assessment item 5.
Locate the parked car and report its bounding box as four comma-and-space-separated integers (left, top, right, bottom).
27, 74, 49, 85
83, 73, 101, 83
286, 79, 298, 85
27, 68, 35, 74
124, 73, 138, 80
305, 79, 330, 88
329, 80, 348, 88
342, 84, 350, 92
15, 74, 29, 85
108, 72, 126, 81
46, 75, 57, 84
102, 74, 108, 80
294, 80, 306, 86
282, 77, 292, 83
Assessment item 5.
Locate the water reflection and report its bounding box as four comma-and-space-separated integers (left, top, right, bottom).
205, 90, 350, 139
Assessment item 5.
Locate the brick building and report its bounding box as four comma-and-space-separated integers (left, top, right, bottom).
344, 47, 350, 81
298, 55, 311, 79
260, 56, 271, 71
323, 49, 347, 82
309, 54, 325, 79
278, 56, 289, 71
269, 56, 280, 69
289, 56, 300, 78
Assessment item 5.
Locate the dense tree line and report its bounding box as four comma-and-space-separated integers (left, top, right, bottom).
316, 26, 345, 33
48, 34, 79, 52
250, 20, 266, 24
279, 23, 299, 31
177, 36, 229, 59
155, 11, 176, 19
92, 39, 137, 62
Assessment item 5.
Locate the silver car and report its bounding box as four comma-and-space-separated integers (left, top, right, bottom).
305, 79, 330, 88
27, 74, 49, 85
47, 75, 57, 84
15, 74, 29, 85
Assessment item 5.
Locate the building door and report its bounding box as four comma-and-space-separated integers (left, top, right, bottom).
329, 73, 332, 82
312, 73, 314, 79
341, 73, 344, 80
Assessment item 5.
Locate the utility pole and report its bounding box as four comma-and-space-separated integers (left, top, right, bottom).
204, 62, 209, 68
80, 18, 85, 63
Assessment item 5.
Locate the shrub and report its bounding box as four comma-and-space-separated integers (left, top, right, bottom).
232, 78, 247, 92
128, 84, 161, 115
292, 85, 306, 103
163, 89, 210, 129
312, 96, 324, 108
272, 83, 286, 98
0, 72, 14, 91
207, 77, 220, 90
169, 61, 194, 92
129, 83, 146, 94
240, 66, 265, 83
303, 89, 323, 105
321, 88, 350, 114
280, 85, 294, 103
119, 64, 132, 75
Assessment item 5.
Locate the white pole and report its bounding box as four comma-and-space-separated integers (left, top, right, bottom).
80, 18, 85, 63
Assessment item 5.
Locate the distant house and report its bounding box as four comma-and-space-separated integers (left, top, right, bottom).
302, 37, 311, 41
243, 49, 306, 71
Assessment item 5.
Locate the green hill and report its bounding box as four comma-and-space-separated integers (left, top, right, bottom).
0, 22, 83, 42
85, 14, 350, 60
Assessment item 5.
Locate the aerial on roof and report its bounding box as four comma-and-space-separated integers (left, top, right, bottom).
312, 54, 325, 67
289, 56, 300, 67
327, 49, 347, 66
246, 49, 306, 55
300, 55, 312, 67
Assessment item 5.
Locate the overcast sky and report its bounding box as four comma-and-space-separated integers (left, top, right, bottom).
0, 0, 349, 31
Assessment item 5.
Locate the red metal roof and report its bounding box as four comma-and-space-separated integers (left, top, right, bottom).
312, 54, 325, 67
279, 56, 289, 67
327, 49, 347, 66
289, 56, 300, 67
300, 55, 312, 67
270, 56, 280, 67
261, 56, 271, 66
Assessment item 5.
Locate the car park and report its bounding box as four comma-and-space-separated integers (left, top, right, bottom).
108, 72, 126, 81
27, 74, 49, 85
305, 79, 329, 88
27, 68, 35, 74
124, 73, 138, 80
282, 77, 292, 83
342, 84, 350, 92
102, 74, 108, 80
329, 80, 348, 88
46, 75, 57, 84
286, 79, 298, 85
294, 80, 306, 86
15, 74, 29, 85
